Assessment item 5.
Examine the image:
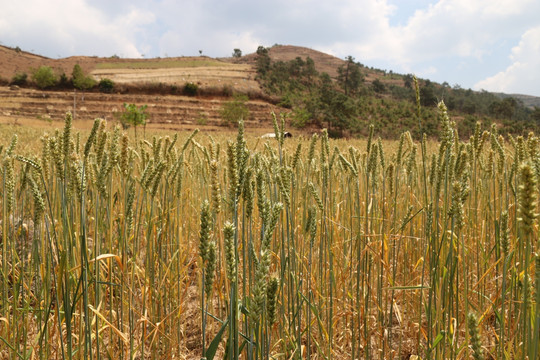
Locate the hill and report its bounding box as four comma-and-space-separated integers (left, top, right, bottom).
0, 45, 99, 80
236, 45, 345, 78
0, 44, 539, 137
495, 93, 540, 109
0, 45, 280, 132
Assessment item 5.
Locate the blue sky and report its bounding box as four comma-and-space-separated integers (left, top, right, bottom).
1, 0, 539, 96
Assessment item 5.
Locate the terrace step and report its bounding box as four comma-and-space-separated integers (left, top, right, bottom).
0, 87, 285, 130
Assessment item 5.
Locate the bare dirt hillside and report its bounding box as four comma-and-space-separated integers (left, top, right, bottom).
0, 45, 100, 80
0, 44, 348, 132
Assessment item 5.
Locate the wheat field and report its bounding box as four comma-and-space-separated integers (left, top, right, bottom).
0, 101, 539, 360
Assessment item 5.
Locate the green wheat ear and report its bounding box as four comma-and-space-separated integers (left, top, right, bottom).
251, 248, 270, 322
199, 200, 211, 262
308, 182, 324, 212
291, 143, 302, 169
518, 162, 537, 236
62, 112, 72, 158
28, 172, 45, 225
205, 241, 217, 298
119, 133, 129, 176
223, 221, 236, 282
266, 276, 279, 326
210, 160, 222, 213
243, 169, 255, 219
307, 133, 318, 165
467, 313, 484, 360
227, 140, 239, 205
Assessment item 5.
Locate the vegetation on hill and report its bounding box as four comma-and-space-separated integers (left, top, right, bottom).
72, 64, 96, 91
31, 66, 58, 89
255, 45, 539, 138
10, 64, 108, 93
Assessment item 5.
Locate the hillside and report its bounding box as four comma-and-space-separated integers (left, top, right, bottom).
0, 44, 351, 93
0, 85, 285, 134
0, 45, 281, 132
236, 45, 345, 78
0, 44, 539, 137
0, 45, 99, 80
496, 93, 540, 109
0, 44, 350, 133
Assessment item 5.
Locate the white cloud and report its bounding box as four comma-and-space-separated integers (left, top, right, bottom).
0, 0, 151, 57
303, 0, 539, 80
475, 26, 540, 96
392, 0, 539, 62
317, 0, 540, 95
418, 65, 438, 77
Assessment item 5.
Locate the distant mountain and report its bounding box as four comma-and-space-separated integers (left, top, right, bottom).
494, 93, 540, 109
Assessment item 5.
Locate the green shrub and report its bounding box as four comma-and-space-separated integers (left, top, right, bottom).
389, 84, 414, 100
58, 73, 70, 88
221, 94, 249, 126
98, 78, 115, 93
183, 82, 199, 96
32, 66, 57, 89
278, 94, 293, 109
72, 64, 96, 90
372, 79, 386, 93
119, 103, 148, 140
291, 108, 311, 128
337, 56, 364, 96
458, 115, 479, 138
11, 72, 28, 86
256, 46, 271, 75
327, 127, 345, 138
420, 81, 438, 107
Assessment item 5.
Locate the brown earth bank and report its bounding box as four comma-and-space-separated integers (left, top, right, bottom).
0, 85, 293, 135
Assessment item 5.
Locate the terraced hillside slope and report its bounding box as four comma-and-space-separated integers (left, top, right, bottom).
0, 86, 282, 132
3, 44, 539, 137
0, 44, 349, 132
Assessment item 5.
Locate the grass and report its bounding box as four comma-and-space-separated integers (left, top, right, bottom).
95, 59, 234, 70
0, 94, 539, 360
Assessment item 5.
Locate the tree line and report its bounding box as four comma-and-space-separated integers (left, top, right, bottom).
254, 45, 540, 138
8, 64, 115, 93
